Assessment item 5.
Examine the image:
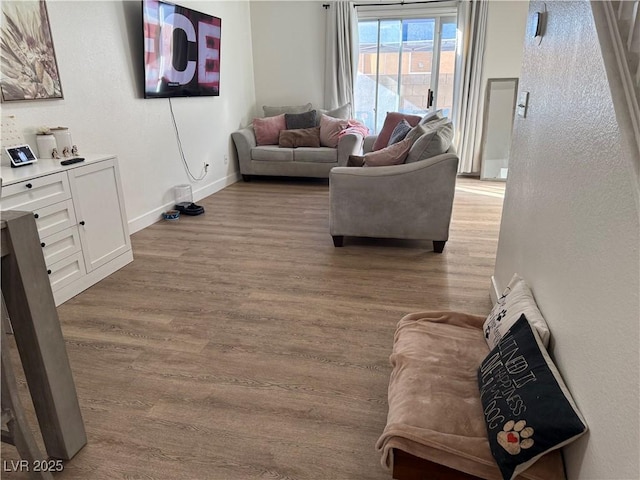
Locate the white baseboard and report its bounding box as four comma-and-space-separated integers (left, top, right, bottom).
490, 275, 501, 305
127, 171, 240, 234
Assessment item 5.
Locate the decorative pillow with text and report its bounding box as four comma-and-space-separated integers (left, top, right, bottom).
483, 274, 550, 349
477, 315, 587, 480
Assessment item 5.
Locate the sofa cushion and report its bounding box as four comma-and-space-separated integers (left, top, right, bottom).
373, 112, 422, 151
478, 315, 587, 480
405, 120, 454, 163
253, 114, 286, 146
319, 114, 348, 148
387, 119, 412, 146
352, 136, 412, 167
294, 147, 337, 163
278, 127, 321, 148
251, 146, 294, 162
263, 103, 313, 117
316, 102, 352, 123
285, 110, 317, 130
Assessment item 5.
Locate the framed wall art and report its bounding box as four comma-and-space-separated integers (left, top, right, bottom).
1, 1, 63, 101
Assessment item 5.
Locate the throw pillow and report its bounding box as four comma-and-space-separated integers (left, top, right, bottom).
285, 110, 317, 130
278, 127, 321, 148
362, 136, 413, 167
483, 274, 551, 349
418, 109, 444, 125
387, 119, 412, 146
253, 114, 286, 146
372, 112, 422, 151
477, 315, 588, 480
262, 103, 313, 117
316, 103, 352, 124
319, 114, 347, 148
405, 120, 454, 163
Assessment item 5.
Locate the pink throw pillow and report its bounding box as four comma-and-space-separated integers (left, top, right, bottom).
372, 112, 422, 151
362, 136, 413, 167
253, 114, 286, 145
320, 114, 348, 148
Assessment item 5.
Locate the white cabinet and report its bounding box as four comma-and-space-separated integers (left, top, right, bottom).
1, 155, 133, 305
68, 159, 131, 272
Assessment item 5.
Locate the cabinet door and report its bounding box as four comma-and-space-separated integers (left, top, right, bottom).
68, 159, 131, 272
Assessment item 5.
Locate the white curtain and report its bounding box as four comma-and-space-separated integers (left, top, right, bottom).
452, 0, 489, 174
324, 2, 358, 111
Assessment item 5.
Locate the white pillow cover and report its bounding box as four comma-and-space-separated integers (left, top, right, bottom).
483, 274, 550, 349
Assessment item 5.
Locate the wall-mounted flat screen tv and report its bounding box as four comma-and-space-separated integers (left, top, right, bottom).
143, 0, 221, 98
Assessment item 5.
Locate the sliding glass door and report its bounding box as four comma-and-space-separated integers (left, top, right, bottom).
355, 16, 457, 133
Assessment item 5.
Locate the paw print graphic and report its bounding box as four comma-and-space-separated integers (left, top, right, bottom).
495, 309, 506, 322
497, 420, 534, 455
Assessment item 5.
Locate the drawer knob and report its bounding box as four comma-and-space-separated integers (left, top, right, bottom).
26, 183, 33, 189
47, 269, 52, 275
79, 221, 85, 226
41, 242, 46, 248
33, 213, 39, 219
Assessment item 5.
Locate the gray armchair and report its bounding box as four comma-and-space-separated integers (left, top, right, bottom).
329, 136, 459, 253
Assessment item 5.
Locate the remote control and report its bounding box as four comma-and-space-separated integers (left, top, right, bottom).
60, 157, 85, 166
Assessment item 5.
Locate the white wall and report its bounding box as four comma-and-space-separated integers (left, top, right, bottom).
482, 1, 528, 85
493, 2, 640, 479
248, 1, 527, 122
1, 0, 256, 233
250, 1, 326, 113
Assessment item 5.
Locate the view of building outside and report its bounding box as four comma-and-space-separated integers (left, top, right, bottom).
355, 18, 457, 133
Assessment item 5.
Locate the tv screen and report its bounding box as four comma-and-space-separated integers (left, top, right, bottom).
143, 0, 221, 98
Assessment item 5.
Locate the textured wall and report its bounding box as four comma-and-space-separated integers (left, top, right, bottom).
2, 1, 256, 232
493, 1, 640, 478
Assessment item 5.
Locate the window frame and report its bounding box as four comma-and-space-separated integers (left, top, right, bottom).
355, 3, 458, 133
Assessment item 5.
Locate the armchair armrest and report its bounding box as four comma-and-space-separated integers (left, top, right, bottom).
363, 135, 377, 154
336, 132, 364, 167
231, 126, 257, 175
329, 153, 459, 242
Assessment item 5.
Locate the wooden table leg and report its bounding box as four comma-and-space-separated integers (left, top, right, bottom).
2, 295, 55, 480
1, 211, 86, 460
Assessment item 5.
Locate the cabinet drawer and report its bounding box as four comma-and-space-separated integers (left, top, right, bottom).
41, 227, 82, 267
48, 252, 86, 292
34, 199, 77, 239
2, 172, 71, 211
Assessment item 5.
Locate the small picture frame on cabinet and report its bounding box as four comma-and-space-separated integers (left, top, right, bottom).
5, 144, 38, 168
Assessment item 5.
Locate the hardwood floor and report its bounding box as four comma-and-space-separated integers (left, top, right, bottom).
2, 177, 504, 480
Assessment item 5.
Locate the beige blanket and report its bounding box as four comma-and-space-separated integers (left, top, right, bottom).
375, 311, 565, 480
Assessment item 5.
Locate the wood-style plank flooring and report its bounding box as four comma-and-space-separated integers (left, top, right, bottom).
2, 177, 504, 480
